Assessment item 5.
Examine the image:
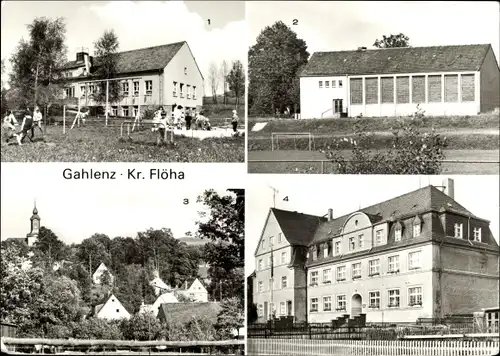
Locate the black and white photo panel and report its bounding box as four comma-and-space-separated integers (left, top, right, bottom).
247, 1, 499, 174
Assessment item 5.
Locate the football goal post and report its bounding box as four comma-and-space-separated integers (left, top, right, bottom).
271, 132, 314, 151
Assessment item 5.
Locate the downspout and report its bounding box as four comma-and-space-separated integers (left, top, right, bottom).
467, 216, 473, 246
438, 239, 444, 320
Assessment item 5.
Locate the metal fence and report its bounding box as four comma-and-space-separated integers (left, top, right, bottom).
247, 338, 500, 356
247, 159, 500, 174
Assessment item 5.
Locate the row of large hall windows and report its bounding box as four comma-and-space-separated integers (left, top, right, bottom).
349, 74, 475, 105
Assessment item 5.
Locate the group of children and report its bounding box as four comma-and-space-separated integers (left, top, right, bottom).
150, 104, 239, 143
2, 107, 44, 145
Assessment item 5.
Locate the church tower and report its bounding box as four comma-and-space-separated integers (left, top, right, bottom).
26, 201, 40, 247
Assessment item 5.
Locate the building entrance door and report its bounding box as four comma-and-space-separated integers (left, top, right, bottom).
287, 300, 292, 316
351, 294, 362, 317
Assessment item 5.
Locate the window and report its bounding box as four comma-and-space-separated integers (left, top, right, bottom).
350, 78, 363, 104
116, 309, 120, 313
322, 268, 332, 284
258, 281, 263, 293
335, 241, 341, 255
408, 251, 421, 270
388, 289, 400, 307
365, 77, 379, 104
122, 82, 129, 96
184, 66, 187, 75
408, 286, 423, 306
454, 223, 463, 238
413, 224, 421, 237
186, 84, 191, 98
352, 263, 361, 279
312, 246, 318, 261
193, 86, 197, 99
336, 266, 346, 281
369, 291, 380, 308
258, 259, 263, 270
133, 81, 139, 96
323, 246, 329, 258
339, 80, 343, 88
396, 76, 410, 103
473, 227, 482, 242
375, 230, 383, 245
179, 83, 184, 97
336, 295, 346, 311
349, 237, 356, 251
358, 235, 364, 248
310, 298, 319, 312
278, 233, 282, 243
461, 74, 475, 102
281, 276, 287, 289
412, 76, 425, 103
258, 304, 263, 317
280, 302, 286, 315
325, 81, 330, 88
281, 251, 287, 264
111, 107, 117, 116
270, 236, 274, 247
145, 80, 153, 95
388, 255, 400, 273
89, 85, 95, 95
133, 106, 138, 117
444, 74, 458, 102
381, 77, 394, 103
319, 81, 323, 88
428, 75, 442, 102
261, 238, 266, 249
173, 82, 177, 96
332, 80, 337, 88
395, 227, 402, 242
80, 85, 85, 96
123, 107, 129, 117
369, 259, 380, 276
323, 296, 332, 311
310, 271, 319, 286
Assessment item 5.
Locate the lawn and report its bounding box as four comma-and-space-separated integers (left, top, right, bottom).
1, 120, 245, 162
248, 150, 500, 174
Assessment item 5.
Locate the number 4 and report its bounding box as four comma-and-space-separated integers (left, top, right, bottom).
283, 196, 289, 202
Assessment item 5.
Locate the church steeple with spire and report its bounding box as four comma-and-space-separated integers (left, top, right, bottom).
26, 200, 40, 247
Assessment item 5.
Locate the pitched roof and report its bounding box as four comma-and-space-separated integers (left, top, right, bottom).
64, 41, 185, 74
157, 302, 221, 323
271, 208, 327, 246
300, 44, 492, 77
311, 185, 477, 246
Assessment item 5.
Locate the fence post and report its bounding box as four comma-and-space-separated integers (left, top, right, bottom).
309, 325, 312, 340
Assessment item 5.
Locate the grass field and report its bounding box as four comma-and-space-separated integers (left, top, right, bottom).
1, 119, 244, 162
248, 150, 500, 174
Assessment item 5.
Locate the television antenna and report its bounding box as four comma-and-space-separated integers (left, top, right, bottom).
268, 185, 279, 208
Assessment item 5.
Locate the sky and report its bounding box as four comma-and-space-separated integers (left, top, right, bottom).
1, 1, 246, 95
247, 1, 500, 61
1, 164, 237, 245
245, 175, 500, 276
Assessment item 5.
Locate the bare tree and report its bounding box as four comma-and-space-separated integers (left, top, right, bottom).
219, 60, 229, 104
208, 61, 219, 103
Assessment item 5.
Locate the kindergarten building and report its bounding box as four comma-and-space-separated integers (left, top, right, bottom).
62, 41, 204, 116
299, 44, 499, 119
252, 179, 499, 324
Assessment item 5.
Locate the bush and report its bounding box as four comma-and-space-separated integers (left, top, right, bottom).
164, 315, 217, 341
215, 297, 244, 340
120, 313, 163, 341
326, 121, 447, 174
71, 318, 123, 340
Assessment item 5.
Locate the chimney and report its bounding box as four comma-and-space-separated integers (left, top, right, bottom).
442, 178, 455, 200
328, 208, 333, 221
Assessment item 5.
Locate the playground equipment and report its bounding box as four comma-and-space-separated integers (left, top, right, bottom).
271, 132, 314, 151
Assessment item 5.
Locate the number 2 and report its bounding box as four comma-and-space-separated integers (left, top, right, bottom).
292, 19, 298, 25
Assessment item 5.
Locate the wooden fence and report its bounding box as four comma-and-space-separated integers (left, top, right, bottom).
247, 338, 500, 356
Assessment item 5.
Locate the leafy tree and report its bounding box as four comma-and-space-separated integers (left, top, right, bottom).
227, 60, 245, 110
164, 315, 217, 341
248, 21, 309, 115
8, 17, 67, 109
373, 33, 410, 48
215, 297, 244, 339
247, 302, 258, 325
120, 313, 163, 341
77, 234, 112, 277
100, 269, 112, 287
93, 29, 121, 105
219, 60, 229, 104
326, 121, 447, 174
32, 226, 66, 270
197, 189, 244, 303
71, 318, 123, 339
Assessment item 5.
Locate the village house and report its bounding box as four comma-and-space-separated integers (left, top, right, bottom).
62, 41, 204, 116
176, 278, 209, 302
299, 44, 499, 119
139, 291, 179, 317
94, 294, 131, 321
150, 269, 172, 296
92, 262, 114, 285
253, 179, 499, 324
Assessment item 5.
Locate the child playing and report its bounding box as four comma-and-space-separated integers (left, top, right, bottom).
152, 106, 168, 145
19, 108, 34, 143
231, 109, 239, 133
32, 106, 44, 138
2, 110, 22, 145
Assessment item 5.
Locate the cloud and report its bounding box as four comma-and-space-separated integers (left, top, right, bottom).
87, 1, 246, 95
